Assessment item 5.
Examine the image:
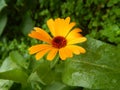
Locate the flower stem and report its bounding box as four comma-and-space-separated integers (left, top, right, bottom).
50, 55, 59, 69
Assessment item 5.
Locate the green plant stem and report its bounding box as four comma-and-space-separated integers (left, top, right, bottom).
50, 55, 59, 69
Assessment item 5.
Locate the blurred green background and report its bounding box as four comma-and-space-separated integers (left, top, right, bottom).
0, 0, 120, 90
0, 0, 120, 60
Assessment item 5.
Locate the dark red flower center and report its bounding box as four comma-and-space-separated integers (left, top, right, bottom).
52, 36, 67, 48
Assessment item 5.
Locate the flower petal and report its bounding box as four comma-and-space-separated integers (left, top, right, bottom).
54, 18, 65, 36
54, 17, 76, 37
59, 47, 73, 60
66, 28, 82, 39
63, 22, 76, 37
67, 45, 86, 54
67, 37, 87, 45
47, 47, 58, 61
65, 17, 70, 24
28, 27, 52, 44
28, 44, 51, 54
35, 47, 52, 60
47, 19, 55, 36
66, 28, 86, 45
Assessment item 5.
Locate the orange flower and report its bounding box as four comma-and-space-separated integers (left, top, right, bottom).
28, 17, 87, 61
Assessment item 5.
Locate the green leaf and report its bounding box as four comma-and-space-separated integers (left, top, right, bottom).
36, 60, 63, 85
0, 79, 13, 90
62, 37, 120, 89
26, 72, 43, 90
28, 72, 44, 84
0, 0, 7, 12
21, 12, 35, 35
83, 88, 114, 90
44, 82, 75, 90
0, 69, 28, 84
113, 8, 120, 16
0, 13, 7, 36
0, 57, 18, 72
9, 51, 29, 69
36, 61, 56, 84
0, 57, 28, 84
107, 0, 120, 7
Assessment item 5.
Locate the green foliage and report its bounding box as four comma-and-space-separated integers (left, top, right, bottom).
0, 0, 120, 44
0, 0, 7, 12
0, 12, 7, 36
63, 37, 120, 89
99, 24, 120, 44
0, 0, 120, 90
21, 12, 35, 35
87, 0, 120, 44
1, 38, 120, 89
0, 56, 28, 89
0, 38, 30, 60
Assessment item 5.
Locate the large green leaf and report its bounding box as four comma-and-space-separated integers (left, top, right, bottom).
0, 57, 28, 84
62, 38, 120, 89
0, 13, 7, 36
36, 60, 59, 84
9, 51, 29, 69
0, 57, 18, 72
36, 59, 64, 85
0, 0, 7, 12
27, 72, 43, 89
0, 69, 28, 84
43, 82, 75, 90
0, 79, 13, 90
21, 12, 35, 35
107, 0, 120, 7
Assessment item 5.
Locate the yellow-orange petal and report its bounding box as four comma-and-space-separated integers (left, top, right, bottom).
34, 27, 52, 39
47, 19, 55, 36
28, 27, 52, 44
63, 22, 76, 37
59, 47, 73, 60
47, 17, 76, 37
28, 44, 51, 54
66, 28, 82, 39
63, 17, 71, 36
65, 17, 70, 24
67, 45, 86, 55
47, 47, 58, 61
55, 18, 76, 37
67, 37, 87, 45
35, 47, 52, 60
54, 18, 65, 36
